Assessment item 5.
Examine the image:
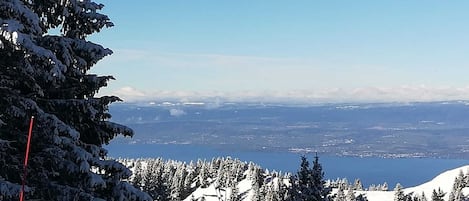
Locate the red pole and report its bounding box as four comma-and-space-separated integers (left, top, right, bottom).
20, 116, 34, 201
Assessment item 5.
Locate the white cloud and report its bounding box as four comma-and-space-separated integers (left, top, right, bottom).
103, 85, 469, 104
93, 48, 469, 102
112, 86, 146, 101
94, 50, 469, 104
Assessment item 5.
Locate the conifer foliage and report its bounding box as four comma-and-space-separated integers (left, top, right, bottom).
295, 155, 331, 201
122, 157, 293, 201
0, 0, 150, 200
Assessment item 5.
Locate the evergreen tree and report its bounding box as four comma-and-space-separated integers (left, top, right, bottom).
132, 160, 144, 189
265, 183, 278, 201
298, 155, 313, 200
421, 192, 428, 201
142, 159, 169, 200
355, 194, 369, 201
312, 154, 331, 200
250, 167, 265, 201
0, 0, 150, 200
394, 183, 405, 201
431, 188, 445, 201
403, 192, 415, 201
449, 170, 467, 201
154, 170, 171, 201
382, 182, 389, 191
251, 181, 262, 201
333, 186, 346, 201
296, 155, 330, 201
198, 162, 209, 188
287, 174, 299, 201
353, 179, 363, 191
183, 168, 196, 196
346, 188, 356, 201
170, 164, 187, 201
228, 180, 240, 201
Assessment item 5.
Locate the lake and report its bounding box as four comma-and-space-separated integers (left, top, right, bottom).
105, 143, 469, 188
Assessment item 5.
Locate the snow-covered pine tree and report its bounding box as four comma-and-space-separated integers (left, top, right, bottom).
140, 159, 170, 201
0, 0, 150, 200
346, 188, 356, 201
228, 179, 240, 201
449, 170, 467, 201
154, 165, 171, 201
142, 159, 158, 198
353, 179, 363, 191
296, 155, 330, 201
312, 154, 331, 201
170, 163, 187, 200
420, 192, 428, 201
355, 194, 368, 201
265, 181, 281, 201
283, 174, 297, 201
368, 184, 376, 191
132, 159, 144, 189
382, 182, 389, 191
394, 183, 405, 201
183, 166, 196, 196
198, 162, 209, 188
333, 186, 346, 201
297, 155, 313, 200
431, 188, 445, 201
250, 166, 265, 201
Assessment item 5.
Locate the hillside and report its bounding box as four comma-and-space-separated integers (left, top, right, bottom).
120, 157, 469, 201
404, 165, 469, 200
361, 165, 469, 201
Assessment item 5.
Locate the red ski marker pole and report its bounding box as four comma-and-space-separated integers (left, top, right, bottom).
20, 116, 34, 201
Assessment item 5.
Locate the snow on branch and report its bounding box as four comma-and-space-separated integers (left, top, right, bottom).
100, 121, 134, 138
0, 180, 24, 199
0, 19, 67, 84
112, 182, 153, 201
39, 35, 112, 73
0, 0, 42, 35
62, 0, 114, 38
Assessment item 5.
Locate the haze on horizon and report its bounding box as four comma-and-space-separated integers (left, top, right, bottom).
90, 1, 469, 103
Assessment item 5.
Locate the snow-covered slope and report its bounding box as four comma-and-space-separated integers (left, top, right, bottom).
404, 165, 469, 200
363, 165, 469, 201
183, 178, 253, 201
121, 158, 468, 201
183, 164, 469, 201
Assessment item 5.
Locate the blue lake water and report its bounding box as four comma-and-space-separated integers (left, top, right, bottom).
105, 143, 469, 188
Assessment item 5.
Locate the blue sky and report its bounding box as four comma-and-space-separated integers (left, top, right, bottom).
90, 1, 469, 103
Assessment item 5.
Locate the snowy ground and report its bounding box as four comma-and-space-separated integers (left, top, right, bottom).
359, 165, 469, 201
184, 165, 469, 201
404, 165, 469, 200
183, 178, 253, 201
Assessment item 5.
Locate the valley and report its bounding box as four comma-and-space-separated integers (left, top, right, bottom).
109, 101, 469, 159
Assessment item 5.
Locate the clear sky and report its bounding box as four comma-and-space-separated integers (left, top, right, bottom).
90, 1, 469, 103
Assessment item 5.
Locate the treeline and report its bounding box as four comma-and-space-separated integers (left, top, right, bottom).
119, 156, 369, 201
119, 157, 292, 200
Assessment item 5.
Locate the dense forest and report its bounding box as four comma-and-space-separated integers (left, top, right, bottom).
119, 156, 368, 201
